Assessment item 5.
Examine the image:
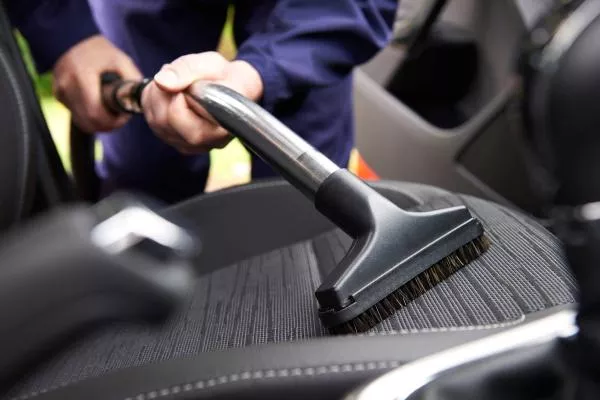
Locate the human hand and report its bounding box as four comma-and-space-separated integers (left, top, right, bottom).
141, 51, 264, 154
53, 35, 143, 133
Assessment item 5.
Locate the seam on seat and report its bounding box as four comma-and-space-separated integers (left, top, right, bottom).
122, 361, 403, 400
8, 311, 529, 400
11, 305, 574, 400
12, 361, 403, 400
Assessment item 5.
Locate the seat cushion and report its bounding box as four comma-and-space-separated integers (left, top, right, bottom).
5, 181, 576, 400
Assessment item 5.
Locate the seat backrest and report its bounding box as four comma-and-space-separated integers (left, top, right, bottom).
354, 0, 553, 216
0, 3, 76, 230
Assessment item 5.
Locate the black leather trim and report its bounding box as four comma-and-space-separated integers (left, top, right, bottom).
165, 179, 451, 274
0, 5, 36, 229
23, 306, 573, 400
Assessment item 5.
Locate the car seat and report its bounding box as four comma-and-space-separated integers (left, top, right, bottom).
354, 0, 556, 216
0, 2, 577, 400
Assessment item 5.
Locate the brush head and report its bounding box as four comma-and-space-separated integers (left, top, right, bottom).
329, 234, 490, 334
314, 170, 491, 334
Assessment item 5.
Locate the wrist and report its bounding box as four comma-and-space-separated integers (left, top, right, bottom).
227, 60, 264, 102
234, 50, 290, 112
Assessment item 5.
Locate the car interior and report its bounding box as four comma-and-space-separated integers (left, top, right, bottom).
355, 0, 555, 216
0, 0, 595, 399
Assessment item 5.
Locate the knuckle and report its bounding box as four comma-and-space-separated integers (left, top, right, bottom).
166, 102, 182, 126
52, 80, 67, 98
145, 110, 155, 126
155, 109, 169, 128
185, 131, 204, 147
205, 51, 226, 63
114, 115, 131, 128
86, 108, 104, 124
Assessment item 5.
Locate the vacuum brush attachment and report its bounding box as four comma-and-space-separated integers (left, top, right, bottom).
314, 169, 488, 333
186, 83, 490, 333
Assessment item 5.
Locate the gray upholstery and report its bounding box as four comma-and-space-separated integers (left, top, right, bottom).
6, 181, 576, 400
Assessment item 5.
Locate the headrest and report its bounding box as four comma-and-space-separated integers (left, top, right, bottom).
519, 0, 600, 205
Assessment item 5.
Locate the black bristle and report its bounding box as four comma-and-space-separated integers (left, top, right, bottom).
330, 235, 491, 335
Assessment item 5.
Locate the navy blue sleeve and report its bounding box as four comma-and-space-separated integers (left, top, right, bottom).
4, 0, 100, 72
236, 0, 397, 111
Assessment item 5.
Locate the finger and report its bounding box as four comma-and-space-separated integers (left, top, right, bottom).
163, 135, 191, 149
183, 83, 218, 123
84, 56, 140, 131
177, 145, 212, 155
145, 84, 179, 141
184, 64, 260, 124
167, 93, 215, 146
80, 84, 123, 131
112, 114, 132, 129
145, 88, 191, 150
64, 65, 128, 132
67, 85, 121, 133
115, 55, 143, 81
167, 93, 230, 148
153, 51, 228, 92
58, 86, 97, 133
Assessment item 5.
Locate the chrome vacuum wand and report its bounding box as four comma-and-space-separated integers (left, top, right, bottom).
186, 82, 339, 200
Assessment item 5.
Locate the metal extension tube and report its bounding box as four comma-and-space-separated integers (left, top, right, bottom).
186, 82, 340, 200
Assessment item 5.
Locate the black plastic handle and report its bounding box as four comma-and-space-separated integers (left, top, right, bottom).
70, 73, 150, 203
100, 71, 149, 115
0, 196, 196, 391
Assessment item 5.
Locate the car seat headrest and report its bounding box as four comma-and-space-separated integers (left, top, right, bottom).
519, 0, 600, 206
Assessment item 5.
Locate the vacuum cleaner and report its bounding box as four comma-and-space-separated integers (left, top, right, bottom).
90, 71, 490, 334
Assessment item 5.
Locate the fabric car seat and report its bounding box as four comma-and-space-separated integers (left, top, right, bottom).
0, 3, 576, 400
4, 181, 576, 400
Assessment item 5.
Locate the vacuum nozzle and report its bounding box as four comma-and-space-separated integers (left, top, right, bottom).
186, 83, 490, 333
314, 169, 487, 332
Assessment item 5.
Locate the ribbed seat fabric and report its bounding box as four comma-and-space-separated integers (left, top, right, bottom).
7, 189, 576, 400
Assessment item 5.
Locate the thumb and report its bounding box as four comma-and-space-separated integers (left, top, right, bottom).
153, 51, 229, 92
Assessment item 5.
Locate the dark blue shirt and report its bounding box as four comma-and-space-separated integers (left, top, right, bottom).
7, 0, 396, 203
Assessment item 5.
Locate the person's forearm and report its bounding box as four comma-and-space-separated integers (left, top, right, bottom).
235, 0, 397, 111
5, 0, 100, 72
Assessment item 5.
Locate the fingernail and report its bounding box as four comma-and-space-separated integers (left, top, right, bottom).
154, 68, 179, 87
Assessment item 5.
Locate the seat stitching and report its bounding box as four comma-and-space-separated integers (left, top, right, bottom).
8, 315, 525, 400
12, 302, 576, 400
12, 361, 402, 400
121, 361, 403, 400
